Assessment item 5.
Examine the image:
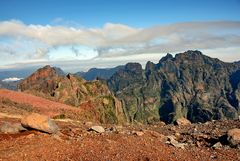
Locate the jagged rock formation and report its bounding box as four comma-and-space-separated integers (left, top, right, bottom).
18, 65, 124, 124
108, 50, 240, 124
17, 51, 240, 124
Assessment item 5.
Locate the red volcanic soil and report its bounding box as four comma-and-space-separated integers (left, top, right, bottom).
0, 118, 239, 161
0, 89, 239, 160
0, 89, 80, 117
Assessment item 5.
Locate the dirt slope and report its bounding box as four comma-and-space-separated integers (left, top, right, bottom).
0, 89, 80, 117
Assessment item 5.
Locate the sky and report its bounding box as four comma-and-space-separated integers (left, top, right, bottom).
0, 0, 240, 72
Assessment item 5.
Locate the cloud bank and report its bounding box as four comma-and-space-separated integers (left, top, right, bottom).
0, 20, 240, 71
2, 77, 23, 82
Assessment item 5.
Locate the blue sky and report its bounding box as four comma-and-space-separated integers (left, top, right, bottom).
0, 0, 240, 72
1, 0, 240, 27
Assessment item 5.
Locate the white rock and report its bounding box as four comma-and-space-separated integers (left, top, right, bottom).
90, 126, 105, 133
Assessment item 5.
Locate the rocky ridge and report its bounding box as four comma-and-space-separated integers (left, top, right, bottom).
108, 50, 240, 123
17, 50, 240, 124
18, 66, 125, 124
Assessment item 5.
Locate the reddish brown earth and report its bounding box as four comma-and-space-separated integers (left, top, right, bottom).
0, 89, 81, 117
0, 89, 240, 160
0, 117, 239, 161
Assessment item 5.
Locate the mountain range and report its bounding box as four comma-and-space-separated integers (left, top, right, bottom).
9, 50, 240, 124
108, 50, 240, 123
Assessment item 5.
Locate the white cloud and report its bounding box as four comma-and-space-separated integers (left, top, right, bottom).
2, 77, 23, 82
0, 20, 240, 71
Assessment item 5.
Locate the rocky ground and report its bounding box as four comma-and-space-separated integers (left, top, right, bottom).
0, 116, 239, 161
0, 89, 240, 161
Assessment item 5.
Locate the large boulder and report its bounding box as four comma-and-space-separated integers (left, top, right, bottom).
0, 122, 26, 134
227, 128, 240, 147
21, 113, 59, 134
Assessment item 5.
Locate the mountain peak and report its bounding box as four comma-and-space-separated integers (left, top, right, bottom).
17, 65, 64, 92
125, 63, 142, 73
175, 50, 204, 60
159, 53, 173, 63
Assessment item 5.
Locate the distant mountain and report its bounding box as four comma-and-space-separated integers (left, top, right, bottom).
108, 50, 240, 124
0, 67, 36, 90
0, 66, 65, 91
0, 68, 36, 80
0, 80, 20, 90
75, 66, 124, 81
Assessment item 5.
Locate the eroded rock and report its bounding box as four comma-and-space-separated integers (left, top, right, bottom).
21, 113, 59, 134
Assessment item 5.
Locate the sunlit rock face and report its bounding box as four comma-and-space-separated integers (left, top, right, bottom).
18, 65, 125, 124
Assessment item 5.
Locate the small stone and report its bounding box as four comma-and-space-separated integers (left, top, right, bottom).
89, 126, 105, 133
175, 118, 191, 126
134, 131, 144, 136
212, 142, 222, 149
26, 133, 35, 139
166, 135, 187, 149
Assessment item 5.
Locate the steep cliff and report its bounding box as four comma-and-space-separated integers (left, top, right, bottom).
108, 50, 240, 123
